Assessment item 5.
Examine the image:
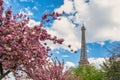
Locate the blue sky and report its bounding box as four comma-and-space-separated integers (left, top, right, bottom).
3, 0, 120, 69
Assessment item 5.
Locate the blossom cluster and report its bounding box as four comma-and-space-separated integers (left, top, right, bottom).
0, 0, 75, 80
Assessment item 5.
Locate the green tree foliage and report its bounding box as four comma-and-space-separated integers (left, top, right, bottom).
101, 44, 120, 80
71, 65, 104, 80
102, 58, 120, 80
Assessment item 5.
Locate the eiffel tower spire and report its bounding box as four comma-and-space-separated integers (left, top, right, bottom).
79, 24, 89, 65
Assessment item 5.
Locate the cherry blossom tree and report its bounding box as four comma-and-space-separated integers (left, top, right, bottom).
0, 0, 74, 80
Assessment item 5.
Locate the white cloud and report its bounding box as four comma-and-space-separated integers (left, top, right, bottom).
19, 0, 120, 51
32, 6, 38, 10
97, 41, 105, 46
62, 55, 70, 58
55, 51, 60, 54
19, 7, 33, 16
46, 17, 81, 51
88, 57, 108, 68
85, 0, 120, 42
20, 0, 33, 2
4, 0, 10, 5
40, 40, 65, 50
64, 61, 75, 71
27, 19, 40, 27
65, 61, 75, 67
55, 0, 74, 14
46, 0, 120, 50
20, 0, 27, 2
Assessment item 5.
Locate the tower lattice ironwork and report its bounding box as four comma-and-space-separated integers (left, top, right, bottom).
79, 24, 89, 65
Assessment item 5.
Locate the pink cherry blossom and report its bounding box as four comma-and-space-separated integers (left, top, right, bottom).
0, 0, 76, 80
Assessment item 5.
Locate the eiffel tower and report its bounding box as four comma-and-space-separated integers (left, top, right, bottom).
79, 24, 89, 65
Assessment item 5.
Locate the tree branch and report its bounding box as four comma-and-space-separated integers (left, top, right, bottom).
0, 62, 3, 75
